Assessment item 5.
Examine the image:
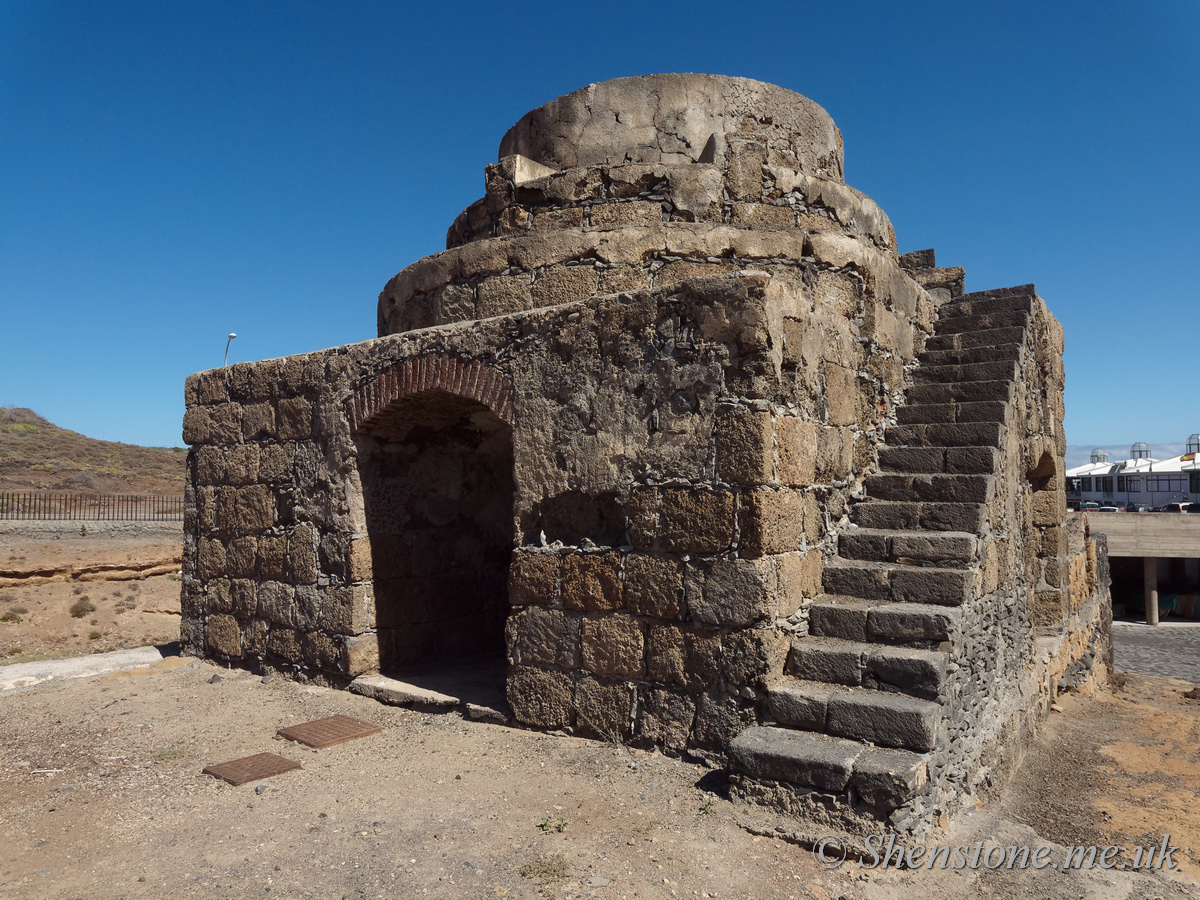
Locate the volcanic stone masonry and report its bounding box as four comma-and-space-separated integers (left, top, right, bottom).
181, 74, 1111, 839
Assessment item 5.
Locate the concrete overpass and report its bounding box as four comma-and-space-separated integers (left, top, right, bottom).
1083, 512, 1200, 625
1084, 511, 1200, 558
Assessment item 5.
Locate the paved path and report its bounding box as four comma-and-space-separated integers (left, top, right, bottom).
0, 645, 164, 692
1113, 619, 1200, 683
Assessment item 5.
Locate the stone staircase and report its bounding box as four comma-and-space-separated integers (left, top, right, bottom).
731, 285, 1039, 819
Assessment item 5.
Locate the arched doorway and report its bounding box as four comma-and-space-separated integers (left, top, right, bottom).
355, 387, 514, 681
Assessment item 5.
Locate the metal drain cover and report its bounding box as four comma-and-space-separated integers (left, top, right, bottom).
276, 714, 383, 749
202, 753, 301, 786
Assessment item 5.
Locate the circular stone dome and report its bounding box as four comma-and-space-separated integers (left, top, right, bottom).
499, 74, 844, 181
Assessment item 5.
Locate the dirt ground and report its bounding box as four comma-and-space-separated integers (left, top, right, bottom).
3, 530, 1200, 900
0, 530, 182, 662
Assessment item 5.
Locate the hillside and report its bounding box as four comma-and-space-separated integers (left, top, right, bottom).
0, 408, 185, 495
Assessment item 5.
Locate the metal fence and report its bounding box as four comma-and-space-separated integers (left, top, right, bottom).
0, 493, 184, 521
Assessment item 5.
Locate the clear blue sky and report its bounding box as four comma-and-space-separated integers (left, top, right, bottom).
2, 2, 1197, 460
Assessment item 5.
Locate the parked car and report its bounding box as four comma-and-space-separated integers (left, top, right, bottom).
1097, 505, 1122, 512
1080, 501, 1101, 511
1126, 503, 1154, 512
1158, 502, 1190, 513
1187, 503, 1200, 514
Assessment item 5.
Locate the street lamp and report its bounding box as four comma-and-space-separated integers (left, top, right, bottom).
224, 333, 237, 367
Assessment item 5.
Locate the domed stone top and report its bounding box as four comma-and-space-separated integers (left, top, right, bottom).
499, 74, 844, 181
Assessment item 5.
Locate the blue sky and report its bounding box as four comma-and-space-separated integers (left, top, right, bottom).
2, 2, 1197, 461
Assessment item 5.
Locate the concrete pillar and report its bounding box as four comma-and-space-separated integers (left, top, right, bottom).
1144, 555, 1160, 626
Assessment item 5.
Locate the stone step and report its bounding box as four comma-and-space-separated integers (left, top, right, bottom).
864, 473, 994, 504
906, 380, 1013, 405
957, 283, 1037, 305
838, 528, 977, 566
823, 557, 980, 606
729, 726, 930, 809
924, 325, 1027, 352
895, 400, 1008, 425
850, 500, 988, 533
884, 422, 1003, 449
785, 637, 947, 700
877, 445, 999, 476
932, 310, 1030, 336
918, 343, 1022, 368
764, 680, 941, 752
936, 294, 1035, 319
911, 360, 1018, 384
808, 596, 961, 643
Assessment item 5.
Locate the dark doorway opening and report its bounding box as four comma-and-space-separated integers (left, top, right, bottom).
356, 389, 514, 703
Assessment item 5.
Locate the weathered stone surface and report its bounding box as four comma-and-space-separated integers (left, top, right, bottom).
730, 727, 861, 791
739, 488, 807, 557
656, 490, 736, 554
509, 551, 559, 606
581, 614, 644, 679
624, 554, 682, 619
508, 666, 574, 729
768, 680, 833, 730
645, 624, 719, 690
826, 691, 940, 752
562, 552, 622, 611
691, 557, 777, 627
715, 411, 773, 485
207, 613, 241, 657
637, 687, 695, 749
851, 747, 928, 810
574, 676, 632, 740
787, 638, 864, 686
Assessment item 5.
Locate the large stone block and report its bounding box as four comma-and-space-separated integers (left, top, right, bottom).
624, 553, 682, 619
574, 676, 633, 740
346, 633, 380, 676
509, 550, 560, 606
1031, 490, 1066, 527
289, 524, 319, 584
225, 536, 257, 579
207, 613, 242, 657
729, 727, 861, 791
645, 624, 719, 690
583, 619, 648, 681
531, 266, 598, 309
590, 201, 662, 229
657, 489, 736, 554
266, 626, 302, 664
508, 666, 574, 730
691, 556, 777, 627
739, 488, 806, 556
277, 398, 312, 441
257, 534, 287, 581
506, 606, 580, 669
197, 538, 227, 581
824, 362, 856, 426
562, 551, 622, 611
477, 274, 531, 318
715, 411, 773, 485
778, 550, 822, 606
723, 628, 787, 686
776, 417, 816, 486
303, 631, 344, 672
347, 538, 373, 583
637, 687, 695, 750
815, 427, 854, 483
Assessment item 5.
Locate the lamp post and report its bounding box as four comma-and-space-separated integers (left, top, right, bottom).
223, 333, 237, 367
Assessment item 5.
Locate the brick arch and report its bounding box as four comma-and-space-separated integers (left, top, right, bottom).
347, 354, 513, 434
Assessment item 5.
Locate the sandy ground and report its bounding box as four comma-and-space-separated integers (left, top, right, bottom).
0, 528, 182, 662
2, 529, 1200, 900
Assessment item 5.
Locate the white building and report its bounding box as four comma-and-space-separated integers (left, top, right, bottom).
1066, 435, 1200, 510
